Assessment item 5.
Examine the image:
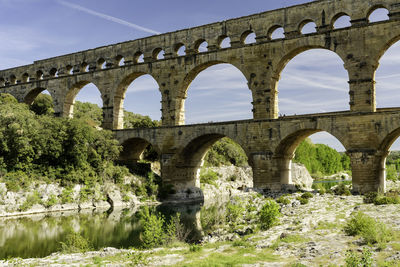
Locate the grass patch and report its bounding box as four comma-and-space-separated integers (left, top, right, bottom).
173, 246, 279, 267
315, 220, 340, 230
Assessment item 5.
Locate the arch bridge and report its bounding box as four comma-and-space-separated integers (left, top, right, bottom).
1, 0, 400, 195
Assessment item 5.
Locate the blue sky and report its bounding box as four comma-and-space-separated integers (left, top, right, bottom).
0, 0, 399, 151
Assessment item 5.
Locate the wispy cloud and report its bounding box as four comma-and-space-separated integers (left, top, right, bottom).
56, 0, 160, 35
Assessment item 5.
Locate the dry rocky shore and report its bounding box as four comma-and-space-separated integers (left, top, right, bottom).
0, 166, 399, 266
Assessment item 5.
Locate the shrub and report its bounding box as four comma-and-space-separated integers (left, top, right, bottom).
45, 194, 58, 208
259, 200, 281, 230
334, 183, 352, 196
296, 197, 309, 205
276, 196, 290, 205
60, 231, 92, 253
139, 208, 166, 248
301, 192, 313, 199
363, 192, 378, 204
19, 191, 42, 211
363, 192, 400, 205
344, 212, 393, 245
199, 169, 219, 186
60, 187, 74, 204
345, 248, 373, 267
226, 202, 245, 223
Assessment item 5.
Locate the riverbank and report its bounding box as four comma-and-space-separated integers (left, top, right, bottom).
1, 185, 399, 266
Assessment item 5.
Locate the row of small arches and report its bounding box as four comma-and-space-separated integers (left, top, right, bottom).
0, 7, 391, 86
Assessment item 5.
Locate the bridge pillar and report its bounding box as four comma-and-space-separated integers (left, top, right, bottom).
347, 150, 386, 194
248, 70, 279, 120
159, 153, 204, 202
250, 152, 287, 191
344, 59, 377, 113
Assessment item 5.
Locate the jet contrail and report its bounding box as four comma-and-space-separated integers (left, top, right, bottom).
56, 0, 161, 35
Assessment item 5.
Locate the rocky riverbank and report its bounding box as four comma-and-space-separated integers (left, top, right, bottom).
1, 181, 399, 266
0, 163, 313, 218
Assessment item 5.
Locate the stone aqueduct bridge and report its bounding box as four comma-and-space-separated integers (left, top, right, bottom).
1, 0, 400, 194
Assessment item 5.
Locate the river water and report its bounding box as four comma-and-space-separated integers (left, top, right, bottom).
0, 204, 204, 259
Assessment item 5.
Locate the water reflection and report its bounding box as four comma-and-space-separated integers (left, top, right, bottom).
0, 204, 208, 259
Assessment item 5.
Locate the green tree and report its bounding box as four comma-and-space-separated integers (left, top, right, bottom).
30, 93, 54, 116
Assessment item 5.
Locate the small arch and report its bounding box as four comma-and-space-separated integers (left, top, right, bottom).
331, 13, 351, 29
134, 52, 144, 63
368, 6, 390, 23
152, 48, 164, 60
175, 43, 186, 56
194, 39, 208, 53
218, 36, 231, 48
22, 73, 29, 83
241, 30, 256, 44
49, 68, 58, 77
36, 70, 44, 80
80, 62, 89, 72
299, 20, 317, 34
97, 58, 106, 69
65, 65, 73, 75
116, 55, 124, 66
268, 25, 285, 40
9, 75, 16, 84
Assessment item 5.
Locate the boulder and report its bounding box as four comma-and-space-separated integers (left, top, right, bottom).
291, 163, 314, 190
107, 190, 124, 208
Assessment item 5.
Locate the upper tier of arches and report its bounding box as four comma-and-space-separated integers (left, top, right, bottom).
0, 0, 397, 85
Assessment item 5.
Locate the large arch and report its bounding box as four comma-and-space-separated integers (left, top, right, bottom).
176, 132, 251, 189
275, 47, 349, 116
179, 61, 252, 124
274, 129, 348, 186
24, 87, 54, 106
375, 38, 400, 109
63, 81, 102, 119
114, 72, 161, 129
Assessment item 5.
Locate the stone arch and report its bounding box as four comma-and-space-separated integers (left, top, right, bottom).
298, 19, 317, 34
153, 48, 165, 60
217, 35, 231, 48
268, 25, 285, 40
272, 45, 348, 115
24, 87, 55, 106
176, 132, 251, 188
367, 5, 390, 22
178, 60, 251, 124
331, 12, 352, 29
119, 137, 160, 165
274, 128, 348, 185
174, 43, 186, 56
113, 72, 161, 129
240, 30, 256, 44
194, 39, 208, 53
63, 80, 102, 118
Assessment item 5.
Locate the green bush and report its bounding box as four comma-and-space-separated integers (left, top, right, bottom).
60, 231, 92, 253
45, 194, 58, 208
301, 192, 313, 199
189, 244, 203, 252
345, 248, 373, 267
139, 207, 181, 248
296, 197, 309, 205
344, 212, 393, 245
334, 183, 352, 196
226, 202, 245, 223
60, 187, 74, 204
199, 169, 219, 186
259, 200, 281, 230
276, 196, 290, 205
363, 192, 400, 205
19, 191, 42, 211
